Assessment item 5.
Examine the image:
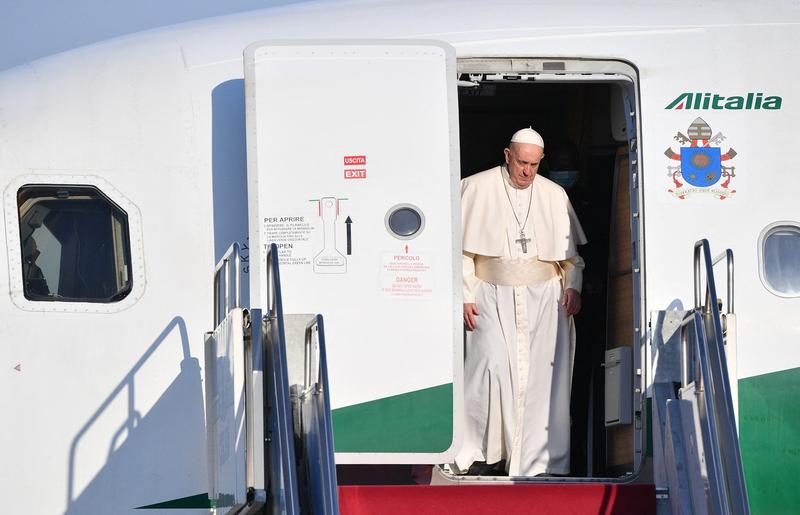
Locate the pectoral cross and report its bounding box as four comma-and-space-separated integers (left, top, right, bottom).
516, 230, 531, 254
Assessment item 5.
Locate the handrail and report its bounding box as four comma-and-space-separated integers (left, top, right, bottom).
213, 242, 241, 327
304, 318, 320, 392
683, 239, 749, 514
694, 242, 734, 315
242, 309, 262, 500
266, 243, 278, 322
263, 243, 301, 515
683, 313, 727, 514
298, 314, 339, 515
712, 249, 734, 314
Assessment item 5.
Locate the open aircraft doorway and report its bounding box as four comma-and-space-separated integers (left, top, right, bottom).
450, 58, 644, 481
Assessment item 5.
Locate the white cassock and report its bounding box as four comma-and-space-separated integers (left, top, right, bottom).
455, 166, 587, 476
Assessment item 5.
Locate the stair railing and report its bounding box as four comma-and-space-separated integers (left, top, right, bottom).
263, 243, 301, 515
679, 239, 749, 514
214, 242, 242, 327
296, 315, 339, 515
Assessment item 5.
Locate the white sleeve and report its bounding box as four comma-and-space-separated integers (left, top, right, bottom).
560, 254, 585, 293
463, 252, 480, 303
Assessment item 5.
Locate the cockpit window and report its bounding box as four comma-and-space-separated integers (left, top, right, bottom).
17, 185, 132, 302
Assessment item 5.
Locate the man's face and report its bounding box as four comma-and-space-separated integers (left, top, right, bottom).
504, 142, 544, 189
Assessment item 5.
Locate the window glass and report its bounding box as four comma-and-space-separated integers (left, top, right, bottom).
17, 185, 133, 302
762, 224, 800, 296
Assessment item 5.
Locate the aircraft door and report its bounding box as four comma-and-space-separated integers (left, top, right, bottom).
244, 40, 462, 464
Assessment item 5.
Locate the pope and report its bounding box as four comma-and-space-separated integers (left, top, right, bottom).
454, 127, 587, 477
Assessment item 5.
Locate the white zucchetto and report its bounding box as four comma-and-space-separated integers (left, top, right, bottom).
510, 127, 545, 148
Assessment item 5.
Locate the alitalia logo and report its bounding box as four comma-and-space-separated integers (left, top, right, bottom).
666, 92, 782, 110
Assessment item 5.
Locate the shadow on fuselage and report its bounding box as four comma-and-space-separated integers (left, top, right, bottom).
64, 79, 253, 514
211, 78, 250, 305
64, 317, 209, 514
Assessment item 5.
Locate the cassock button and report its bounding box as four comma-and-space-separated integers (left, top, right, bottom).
550, 361, 555, 366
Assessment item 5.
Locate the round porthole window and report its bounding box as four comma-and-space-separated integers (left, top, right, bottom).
385, 204, 425, 240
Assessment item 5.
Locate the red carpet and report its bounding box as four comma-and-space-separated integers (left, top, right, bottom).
339, 483, 655, 515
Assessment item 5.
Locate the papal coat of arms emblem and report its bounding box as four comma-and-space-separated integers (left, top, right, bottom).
665, 118, 738, 199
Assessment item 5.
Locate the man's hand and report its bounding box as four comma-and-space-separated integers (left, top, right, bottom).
464, 303, 479, 331
563, 288, 581, 316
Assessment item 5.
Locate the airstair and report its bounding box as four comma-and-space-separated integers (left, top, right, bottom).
651, 239, 750, 515
202, 240, 747, 515
204, 243, 339, 515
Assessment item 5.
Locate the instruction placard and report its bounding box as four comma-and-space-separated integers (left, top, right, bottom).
380, 252, 433, 298
263, 215, 314, 266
